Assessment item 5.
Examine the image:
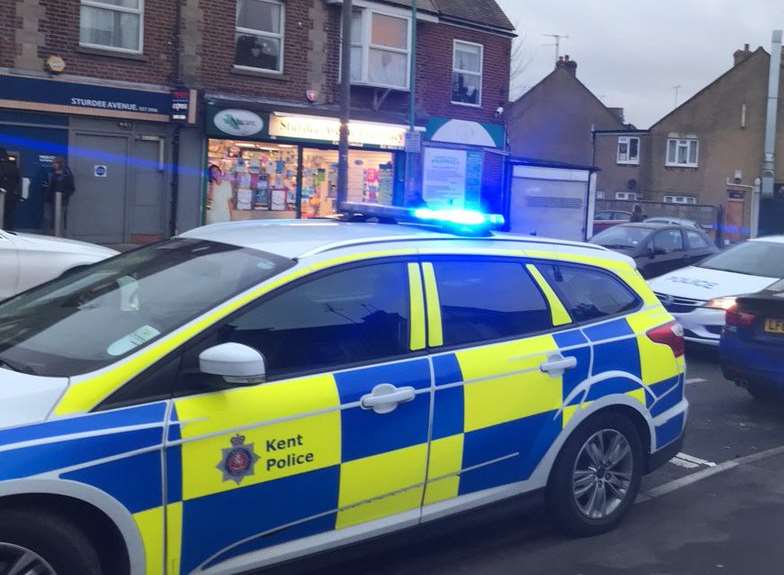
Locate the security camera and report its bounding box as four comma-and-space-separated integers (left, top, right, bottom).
495, 106, 504, 118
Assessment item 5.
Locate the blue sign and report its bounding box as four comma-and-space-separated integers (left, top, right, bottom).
0, 74, 172, 121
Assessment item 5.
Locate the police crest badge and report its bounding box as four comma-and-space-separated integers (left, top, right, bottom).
217, 434, 260, 484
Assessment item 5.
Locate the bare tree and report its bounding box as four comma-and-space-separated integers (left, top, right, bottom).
509, 30, 533, 101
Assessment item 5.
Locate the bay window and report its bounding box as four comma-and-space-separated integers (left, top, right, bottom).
80, 0, 143, 53
350, 9, 411, 90
235, 0, 284, 73
452, 40, 483, 106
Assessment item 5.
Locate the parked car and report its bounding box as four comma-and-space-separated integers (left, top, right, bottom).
0, 213, 687, 573
0, 229, 117, 299
649, 236, 784, 346
720, 281, 784, 400
590, 222, 718, 279
593, 210, 631, 234
644, 217, 700, 229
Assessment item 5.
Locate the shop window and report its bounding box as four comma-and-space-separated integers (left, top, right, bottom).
80, 0, 143, 53
432, 259, 551, 347
666, 138, 699, 168
235, 0, 284, 73
349, 9, 410, 90
452, 41, 483, 106
617, 136, 640, 165
217, 262, 412, 378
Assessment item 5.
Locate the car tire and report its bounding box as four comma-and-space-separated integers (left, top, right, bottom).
0, 509, 102, 575
546, 412, 644, 537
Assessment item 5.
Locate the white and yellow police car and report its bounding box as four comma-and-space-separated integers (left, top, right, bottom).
0, 210, 687, 575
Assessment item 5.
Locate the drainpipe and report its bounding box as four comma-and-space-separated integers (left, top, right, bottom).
761, 30, 782, 200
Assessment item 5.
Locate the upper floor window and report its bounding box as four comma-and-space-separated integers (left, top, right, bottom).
663, 195, 697, 205
617, 136, 640, 165
666, 138, 699, 168
79, 0, 143, 54
350, 9, 410, 90
235, 0, 284, 73
452, 40, 483, 106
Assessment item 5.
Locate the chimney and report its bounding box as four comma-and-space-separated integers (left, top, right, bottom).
608, 107, 625, 124
556, 54, 578, 76
733, 43, 752, 66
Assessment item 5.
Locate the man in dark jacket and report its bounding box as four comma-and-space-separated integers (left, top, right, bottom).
0, 148, 21, 230
43, 156, 76, 234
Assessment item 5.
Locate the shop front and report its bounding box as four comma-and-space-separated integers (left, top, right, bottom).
0, 73, 197, 243
203, 103, 410, 224
422, 117, 507, 214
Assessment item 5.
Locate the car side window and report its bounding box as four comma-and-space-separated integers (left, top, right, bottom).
537, 263, 640, 323
595, 212, 611, 220
686, 230, 710, 249
215, 262, 410, 380
653, 229, 684, 253
432, 259, 552, 347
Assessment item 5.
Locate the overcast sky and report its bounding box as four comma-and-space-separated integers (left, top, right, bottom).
498, 0, 784, 128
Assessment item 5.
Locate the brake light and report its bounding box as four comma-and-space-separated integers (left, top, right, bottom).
725, 305, 756, 328
647, 321, 685, 358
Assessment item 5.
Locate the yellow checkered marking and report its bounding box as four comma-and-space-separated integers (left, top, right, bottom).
457, 334, 562, 432
562, 388, 647, 429
408, 263, 427, 351
626, 307, 682, 385
133, 507, 164, 575
422, 262, 444, 347
174, 374, 341, 501
423, 434, 464, 506
336, 443, 428, 529
166, 502, 183, 575
527, 264, 572, 326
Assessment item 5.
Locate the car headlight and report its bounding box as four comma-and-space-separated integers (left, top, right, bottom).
704, 296, 737, 310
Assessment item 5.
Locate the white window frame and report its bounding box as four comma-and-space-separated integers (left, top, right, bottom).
348, 8, 412, 91
663, 195, 697, 205
616, 136, 640, 165
666, 138, 699, 168
79, 0, 144, 55
234, 0, 285, 74
451, 40, 484, 107
615, 192, 639, 201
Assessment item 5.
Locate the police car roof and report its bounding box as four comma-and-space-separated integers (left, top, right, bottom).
180, 219, 626, 262
750, 235, 784, 244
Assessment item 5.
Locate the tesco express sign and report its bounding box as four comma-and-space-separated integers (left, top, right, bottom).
214, 109, 265, 137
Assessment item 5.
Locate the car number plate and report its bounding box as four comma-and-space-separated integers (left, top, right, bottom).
764, 319, 784, 334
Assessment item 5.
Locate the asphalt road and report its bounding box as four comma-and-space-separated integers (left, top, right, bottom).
261, 346, 784, 575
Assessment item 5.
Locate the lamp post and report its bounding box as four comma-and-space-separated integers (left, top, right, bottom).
404, 0, 419, 204
337, 0, 353, 209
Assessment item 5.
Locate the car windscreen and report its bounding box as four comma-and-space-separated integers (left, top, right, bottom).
591, 226, 651, 249
0, 238, 294, 377
697, 241, 784, 278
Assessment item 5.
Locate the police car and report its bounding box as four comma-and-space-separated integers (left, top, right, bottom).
0, 209, 687, 575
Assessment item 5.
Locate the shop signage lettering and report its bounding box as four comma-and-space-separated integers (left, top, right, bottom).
69, 97, 159, 114
214, 109, 265, 137
269, 114, 406, 149
422, 147, 483, 209
264, 433, 315, 471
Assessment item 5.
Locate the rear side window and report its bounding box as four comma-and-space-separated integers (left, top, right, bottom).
653, 229, 684, 253
432, 260, 552, 347
537, 263, 639, 323
686, 230, 710, 249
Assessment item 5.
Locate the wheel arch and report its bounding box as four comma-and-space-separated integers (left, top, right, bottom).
0, 479, 145, 575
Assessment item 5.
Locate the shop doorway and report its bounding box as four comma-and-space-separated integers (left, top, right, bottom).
69, 133, 129, 244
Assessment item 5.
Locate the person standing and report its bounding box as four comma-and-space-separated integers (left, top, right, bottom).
43, 157, 76, 234
0, 148, 21, 230
630, 204, 645, 223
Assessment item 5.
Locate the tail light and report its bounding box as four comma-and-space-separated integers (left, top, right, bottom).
725, 305, 756, 328
647, 321, 685, 358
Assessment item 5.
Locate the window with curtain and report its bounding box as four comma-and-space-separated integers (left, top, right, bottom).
452, 41, 483, 105
80, 0, 143, 53
666, 139, 699, 167
350, 10, 410, 90
234, 0, 284, 72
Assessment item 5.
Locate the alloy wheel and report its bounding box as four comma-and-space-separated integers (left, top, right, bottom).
0, 543, 57, 575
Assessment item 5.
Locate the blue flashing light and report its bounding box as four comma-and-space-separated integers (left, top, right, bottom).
412, 208, 505, 230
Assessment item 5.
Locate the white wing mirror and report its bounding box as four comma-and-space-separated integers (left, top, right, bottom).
199, 343, 266, 386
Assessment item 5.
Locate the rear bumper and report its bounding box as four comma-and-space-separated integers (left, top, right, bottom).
647, 433, 684, 474
671, 308, 724, 346
721, 333, 784, 394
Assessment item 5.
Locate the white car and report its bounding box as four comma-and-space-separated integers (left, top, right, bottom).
0, 229, 118, 299
648, 236, 784, 345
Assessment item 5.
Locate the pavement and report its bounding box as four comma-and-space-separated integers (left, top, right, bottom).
260, 345, 784, 575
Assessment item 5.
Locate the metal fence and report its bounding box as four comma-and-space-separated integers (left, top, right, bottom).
596, 199, 720, 232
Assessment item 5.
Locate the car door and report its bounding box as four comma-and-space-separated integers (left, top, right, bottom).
418, 257, 592, 512
647, 229, 688, 278
685, 228, 716, 265
167, 259, 431, 574
0, 231, 20, 298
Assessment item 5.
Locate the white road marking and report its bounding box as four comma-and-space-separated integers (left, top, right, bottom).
669, 457, 699, 469
675, 452, 717, 467
686, 377, 707, 384
640, 444, 784, 502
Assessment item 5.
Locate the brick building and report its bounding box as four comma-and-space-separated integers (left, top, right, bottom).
0, 0, 513, 242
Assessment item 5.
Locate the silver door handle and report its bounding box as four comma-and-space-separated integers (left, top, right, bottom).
360, 384, 416, 414
540, 355, 578, 375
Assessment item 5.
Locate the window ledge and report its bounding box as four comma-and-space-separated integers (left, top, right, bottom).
232, 66, 287, 81
77, 45, 146, 61
451, 100, 482, 108
616, 160, 640, 166
665, 163, 699, 169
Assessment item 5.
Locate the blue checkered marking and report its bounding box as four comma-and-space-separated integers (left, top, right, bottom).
180, 466, 340, 574
432, 354, 464, 440
335, 358, 431, 462
585, 319, 641, 380
656, 412, 685, 449
650, 376, 684, 418
554, 330, 591, 405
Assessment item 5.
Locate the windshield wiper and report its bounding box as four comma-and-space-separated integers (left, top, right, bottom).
0, 357, 36, 375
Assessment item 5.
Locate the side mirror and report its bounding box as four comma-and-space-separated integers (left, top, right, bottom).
199, 343, 266, 386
